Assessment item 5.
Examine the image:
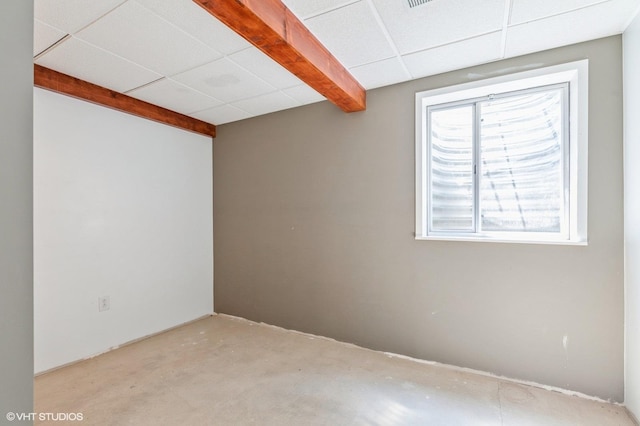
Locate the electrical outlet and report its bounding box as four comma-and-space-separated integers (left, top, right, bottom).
98, 296, 110, 312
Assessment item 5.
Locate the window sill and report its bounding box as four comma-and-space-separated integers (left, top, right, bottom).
415, 235, 588, 246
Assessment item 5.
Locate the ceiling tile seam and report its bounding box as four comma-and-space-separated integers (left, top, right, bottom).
185, 103, 222, 115
165, 60, 218, 81
223, 56, 292, 92
163, 77, 226, 105
282, 89, 325, 104
188, 103, 252, 117
33, 17, 66, 35
123, 76, 226, 107
222, 88, 293, 106
508, 0, 612, 28
298, 0, 362, 20
229, 90, 301, 111
500, 0, 514, 58
363, 0, 412, 79
51, 35, 164, 83
34, 34, 70, 60
70, 0, 128, 35
275, 89, 303, 106
128, 0, 225, 58
345, 53, 398, 70
348, 53, 400, 69
621, 1, 640, 30
230, 46, 255, 56
123, 76, 167, 94
162, 46, 255, 81
34, 17, 65, 35
181, 98, 226, 115
400, 30, 503, 57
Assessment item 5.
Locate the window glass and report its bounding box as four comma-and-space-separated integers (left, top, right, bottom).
479, 89, 564, 233
430, 105, 474, 231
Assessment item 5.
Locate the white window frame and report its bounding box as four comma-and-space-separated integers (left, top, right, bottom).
415, 60, 588, 245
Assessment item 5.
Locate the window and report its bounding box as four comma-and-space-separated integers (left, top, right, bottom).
415, 61, 588, 244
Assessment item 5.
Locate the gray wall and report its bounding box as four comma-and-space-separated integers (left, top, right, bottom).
214, 37, 624, 401
0, 0, 34, 421
624, 12, 640, 420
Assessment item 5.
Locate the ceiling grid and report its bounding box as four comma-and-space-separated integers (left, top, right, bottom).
33, 0, 639, 125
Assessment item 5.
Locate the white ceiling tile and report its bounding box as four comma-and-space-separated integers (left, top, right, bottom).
75, 1, 221, 76
349, 57, 411, 90
172, 58, 276, 103
192, 105, 252, 125
370, 0, 504, 54
134, 0, 251, 55
33, 0, 636, 125
505, 0, 637, 58
283, 85, 327, 105
403, 32, 503, 79
305, 1, 396, 68
231, 92, 301, 116
35, 0, 126, 34
510, 0, 607, 25
282, 0, 359, 19
34, 19, 67, 56
35, 37, 162, 93
127, 78, 223, 114
229, 49, 303, 90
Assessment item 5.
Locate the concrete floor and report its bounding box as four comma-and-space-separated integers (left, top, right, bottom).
36, 315, 636, 425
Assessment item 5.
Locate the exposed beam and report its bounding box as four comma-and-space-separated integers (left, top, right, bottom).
193, 0, 366, 113
34, 65, 216, 138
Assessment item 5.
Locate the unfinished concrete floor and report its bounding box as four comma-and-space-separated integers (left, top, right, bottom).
36, 315, 635, 425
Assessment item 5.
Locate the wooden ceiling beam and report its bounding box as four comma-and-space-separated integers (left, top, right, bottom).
34, 65, 216, 138
193, 0, 366, 113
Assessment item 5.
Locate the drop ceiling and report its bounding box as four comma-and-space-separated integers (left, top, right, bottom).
34, 0, 639, 126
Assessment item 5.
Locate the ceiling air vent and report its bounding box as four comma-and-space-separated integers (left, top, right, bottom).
407, 0, 433, 7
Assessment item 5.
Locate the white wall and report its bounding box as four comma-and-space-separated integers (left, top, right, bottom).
624, 10, 640, 420
0, 0, 34, 416
34, 88, 213, 373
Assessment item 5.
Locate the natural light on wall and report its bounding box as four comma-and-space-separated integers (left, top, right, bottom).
415, 61, 588, 244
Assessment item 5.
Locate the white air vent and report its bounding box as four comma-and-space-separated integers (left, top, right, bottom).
407, 0, 433, 7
